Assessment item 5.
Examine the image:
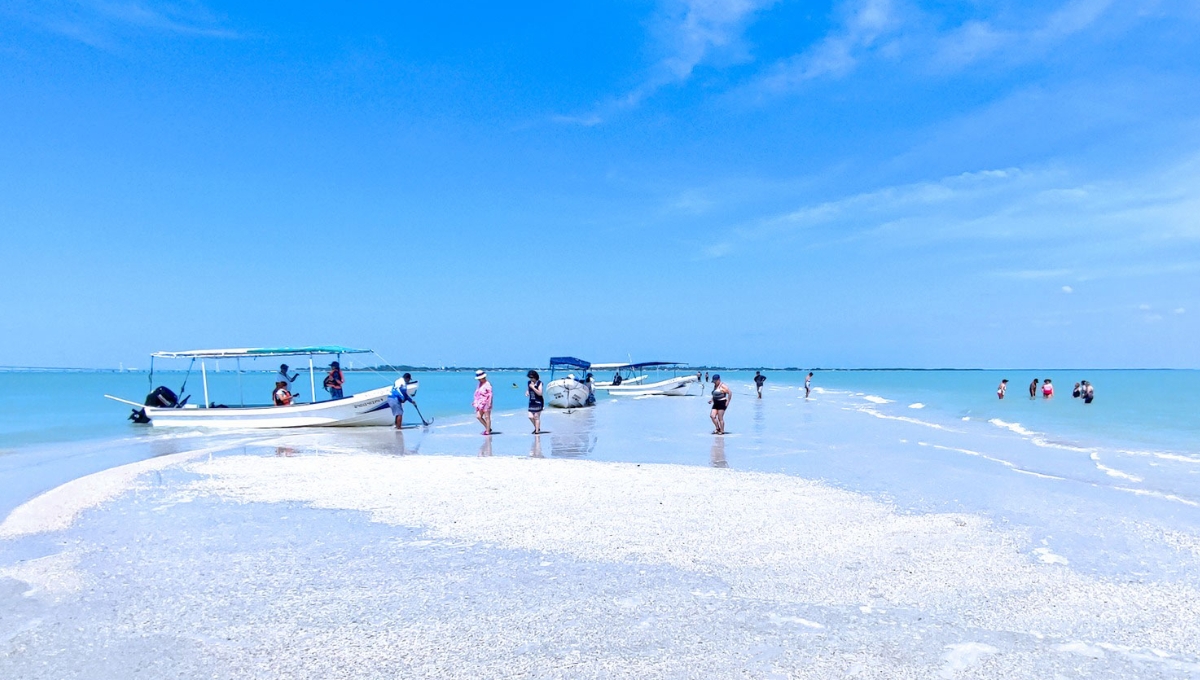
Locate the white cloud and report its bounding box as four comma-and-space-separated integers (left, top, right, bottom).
554, 0, 776, 124
1174, 307, 1187, 315
701, 151, 1200, 267
1139, 303, 1152, 310
751, 0, 898, 93
1062, 285, 1074, 293
14, 0, 239, 49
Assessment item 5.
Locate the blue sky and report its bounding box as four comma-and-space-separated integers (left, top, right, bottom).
1, 0, 1198, 369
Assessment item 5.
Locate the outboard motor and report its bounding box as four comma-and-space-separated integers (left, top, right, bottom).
145, 386, 179, 408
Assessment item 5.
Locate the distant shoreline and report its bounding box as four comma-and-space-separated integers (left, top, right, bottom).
1, 366, 1195, 373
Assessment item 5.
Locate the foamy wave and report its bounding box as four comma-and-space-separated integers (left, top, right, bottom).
1112, 486, 1200, 508
988, 418, 1037, 437
862, 395, 893, 404
858, 407, 949, 431
1118, 449, 1200, 465
930, 444, 1065, 480
1090, 452, 1143, 483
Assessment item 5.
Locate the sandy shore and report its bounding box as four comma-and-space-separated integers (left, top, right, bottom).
3, 438, 1199, 678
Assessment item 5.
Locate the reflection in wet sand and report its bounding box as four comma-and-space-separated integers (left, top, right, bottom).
478, 436, 493, 457
753, 397, 765, 436
274, 446, 298, 458
550, 408, 596, 458
529, 435, 544, 459
710, 436, 728, 468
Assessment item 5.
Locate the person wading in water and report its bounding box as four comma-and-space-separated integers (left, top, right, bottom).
709, 374, 732, 435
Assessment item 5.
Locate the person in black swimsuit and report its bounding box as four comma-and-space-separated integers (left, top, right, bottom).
709, 374, 732, 435
526, 370, 544, 434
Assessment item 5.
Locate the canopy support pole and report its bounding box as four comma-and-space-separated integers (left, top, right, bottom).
201, 361, 210, 408
309, 356, 316, 404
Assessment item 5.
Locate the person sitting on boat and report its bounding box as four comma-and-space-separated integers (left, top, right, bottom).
612, 372, 623, 386
387, 376, 412, 429
324, 361, 345, 400
273, 381, 294, 406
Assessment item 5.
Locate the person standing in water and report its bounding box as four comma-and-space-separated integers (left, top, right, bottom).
1073, 382, 1082, 398
704, 371, 710, 384
1082, 381, 1095, 404
997, 379, 1008, 399
709, 374, 732, 435
387, 376, 411, 429
754, 371, 766, 398
1042, 379, 1054, 399
1029, 378, 1039, 399
526, 370, 544, 434
804, 372, 813, 399
474, 370, 494, 435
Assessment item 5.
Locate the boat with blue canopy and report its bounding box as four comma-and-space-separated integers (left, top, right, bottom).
545, 357, 595, 409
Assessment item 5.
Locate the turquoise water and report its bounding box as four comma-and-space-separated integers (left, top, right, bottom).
2, 368, 1198, 528
1, 369, 1196, 455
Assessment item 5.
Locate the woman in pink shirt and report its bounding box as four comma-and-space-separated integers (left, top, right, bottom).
473, 370, 493, 435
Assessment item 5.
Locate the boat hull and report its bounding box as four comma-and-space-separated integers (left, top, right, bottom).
546, 378, 593, 409
595, 375, 699, 397
143, 385, 406, 428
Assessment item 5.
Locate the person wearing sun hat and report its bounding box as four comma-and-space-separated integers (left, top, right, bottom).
473, 370, 494, 435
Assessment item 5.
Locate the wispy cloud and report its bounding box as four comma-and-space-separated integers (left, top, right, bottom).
751, 0, 898, 94
932, 0, 1115, 70
696, 151, 1200, 273
553, 0, 776, 125
12, 0, 239, 50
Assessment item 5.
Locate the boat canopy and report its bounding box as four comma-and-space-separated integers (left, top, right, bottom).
549, 356, 591, 370
590, 361, 684, 370
151, 346, 372, 359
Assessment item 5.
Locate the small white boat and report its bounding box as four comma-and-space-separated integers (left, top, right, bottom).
105, 346, 418, 429
590, 361, 648, 388
599, 374, 699, 397
592, 362, 699, 397
545, 357, 595, 409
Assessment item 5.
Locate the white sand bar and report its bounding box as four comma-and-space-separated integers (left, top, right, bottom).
1, 448, 1199, 677
149, 451, 1197, 678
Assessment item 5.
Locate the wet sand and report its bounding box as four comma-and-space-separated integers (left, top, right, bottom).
2, 392, 1200, 678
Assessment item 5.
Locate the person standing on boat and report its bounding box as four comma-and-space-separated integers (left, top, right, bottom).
277, 364, 298, 399
709, 374, 732, 435
754, 371, 766, 398
387, 376, 412, 429
526, 370, 544, 434
474, 370, 494, 435
324, 361, 345, 400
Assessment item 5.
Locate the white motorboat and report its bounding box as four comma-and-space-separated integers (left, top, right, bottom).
545, 357, 595, 409
105, 346, 418, 429
599, 374, 699, 397
590, 362, 648, 388
592, 362, 699, 397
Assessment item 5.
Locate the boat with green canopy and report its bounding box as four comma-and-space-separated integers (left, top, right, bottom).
104, 345, 417, 428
